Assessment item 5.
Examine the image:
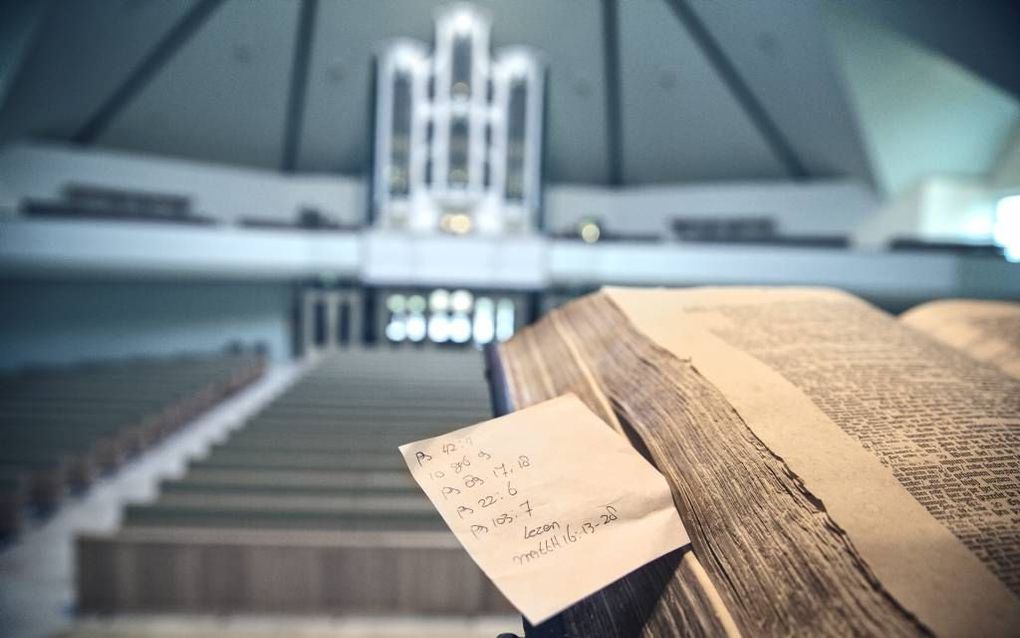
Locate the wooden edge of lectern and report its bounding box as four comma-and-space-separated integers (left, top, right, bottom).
483, 344, 567, 638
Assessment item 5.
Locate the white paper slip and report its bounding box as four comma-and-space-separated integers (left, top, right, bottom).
398, 393, 691, 625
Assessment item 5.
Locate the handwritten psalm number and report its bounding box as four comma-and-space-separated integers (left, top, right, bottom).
441, 486, 462, 499
451, 455, 471, 474
506, 481, 517, 496
470, 524, 488, 539
518, 455, 531, 468
493, 513, 513, 526
493, 463, 511, 478
520, 499, 533, 516
429, 470, 445, 480
463, 474, 485, 488
477, 449, 491, 460
601, 505, 619, 524
415, 451, 432, 466
442, 443, 457, 455
478, 495, 497, 508
456, 505, 474, 519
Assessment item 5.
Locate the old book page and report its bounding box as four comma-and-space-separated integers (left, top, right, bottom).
500, 327, 747, 638
604, 287, 1020, 637
901, 299, 1020, 379
398, 394, 690, 625
507, 303, 920, 636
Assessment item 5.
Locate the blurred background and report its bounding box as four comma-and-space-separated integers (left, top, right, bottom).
0, 1, 1018, 637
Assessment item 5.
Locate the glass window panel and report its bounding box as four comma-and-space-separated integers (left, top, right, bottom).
314, 298, 328, 346
495, 298, 516, 342
450, 313, 471, 343
448, 116, 470, 187
451, 34, 472, 98
389, 71, 413, 197
473, 298, 495, 344
504, 78, 527, 202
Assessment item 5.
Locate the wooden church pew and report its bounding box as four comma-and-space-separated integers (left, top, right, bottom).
76, 349, 508, 615
0, 354, 264, 535
78, 527, 511, 615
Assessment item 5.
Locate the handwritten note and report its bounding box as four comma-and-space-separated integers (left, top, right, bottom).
398, 394, 690, 624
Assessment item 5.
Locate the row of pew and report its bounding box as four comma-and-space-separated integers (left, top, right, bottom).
0, 354, 265, 537
76, 349, 511, 616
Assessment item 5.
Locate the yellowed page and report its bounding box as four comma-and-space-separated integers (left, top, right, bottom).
901, 299, 1020, 379
398, 394, 690, 625
604, 286, 1020, 637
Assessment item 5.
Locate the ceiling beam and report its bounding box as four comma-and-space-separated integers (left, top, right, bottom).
281, 0, 318, 173
601, 0, 624, 186
661, 0, 807, 179
72, 0, 224, 145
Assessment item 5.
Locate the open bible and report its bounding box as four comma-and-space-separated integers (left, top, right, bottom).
497, 289, 1020, 637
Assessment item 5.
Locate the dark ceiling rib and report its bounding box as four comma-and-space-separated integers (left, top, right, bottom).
601, 0, 624, 186
281, 0, 318, 173
72, 0, 225, 145
662, 0, 808, 179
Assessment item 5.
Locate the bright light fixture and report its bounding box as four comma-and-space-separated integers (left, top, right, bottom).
579, 220, 601, 244
406, 295, 427, 313
429, 289, 451, 312
406, 313, 427, 341
386, 294, 406, 314
994, 194, 1020, 262
450, 289, 473, 312
385, 318, 407, 342
428, 313, 451, 343
453, 11, 475, 32
440, 212, 473, 235
449, 313, 472, 343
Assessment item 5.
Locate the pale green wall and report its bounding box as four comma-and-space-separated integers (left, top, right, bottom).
0, 279, 295, 371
